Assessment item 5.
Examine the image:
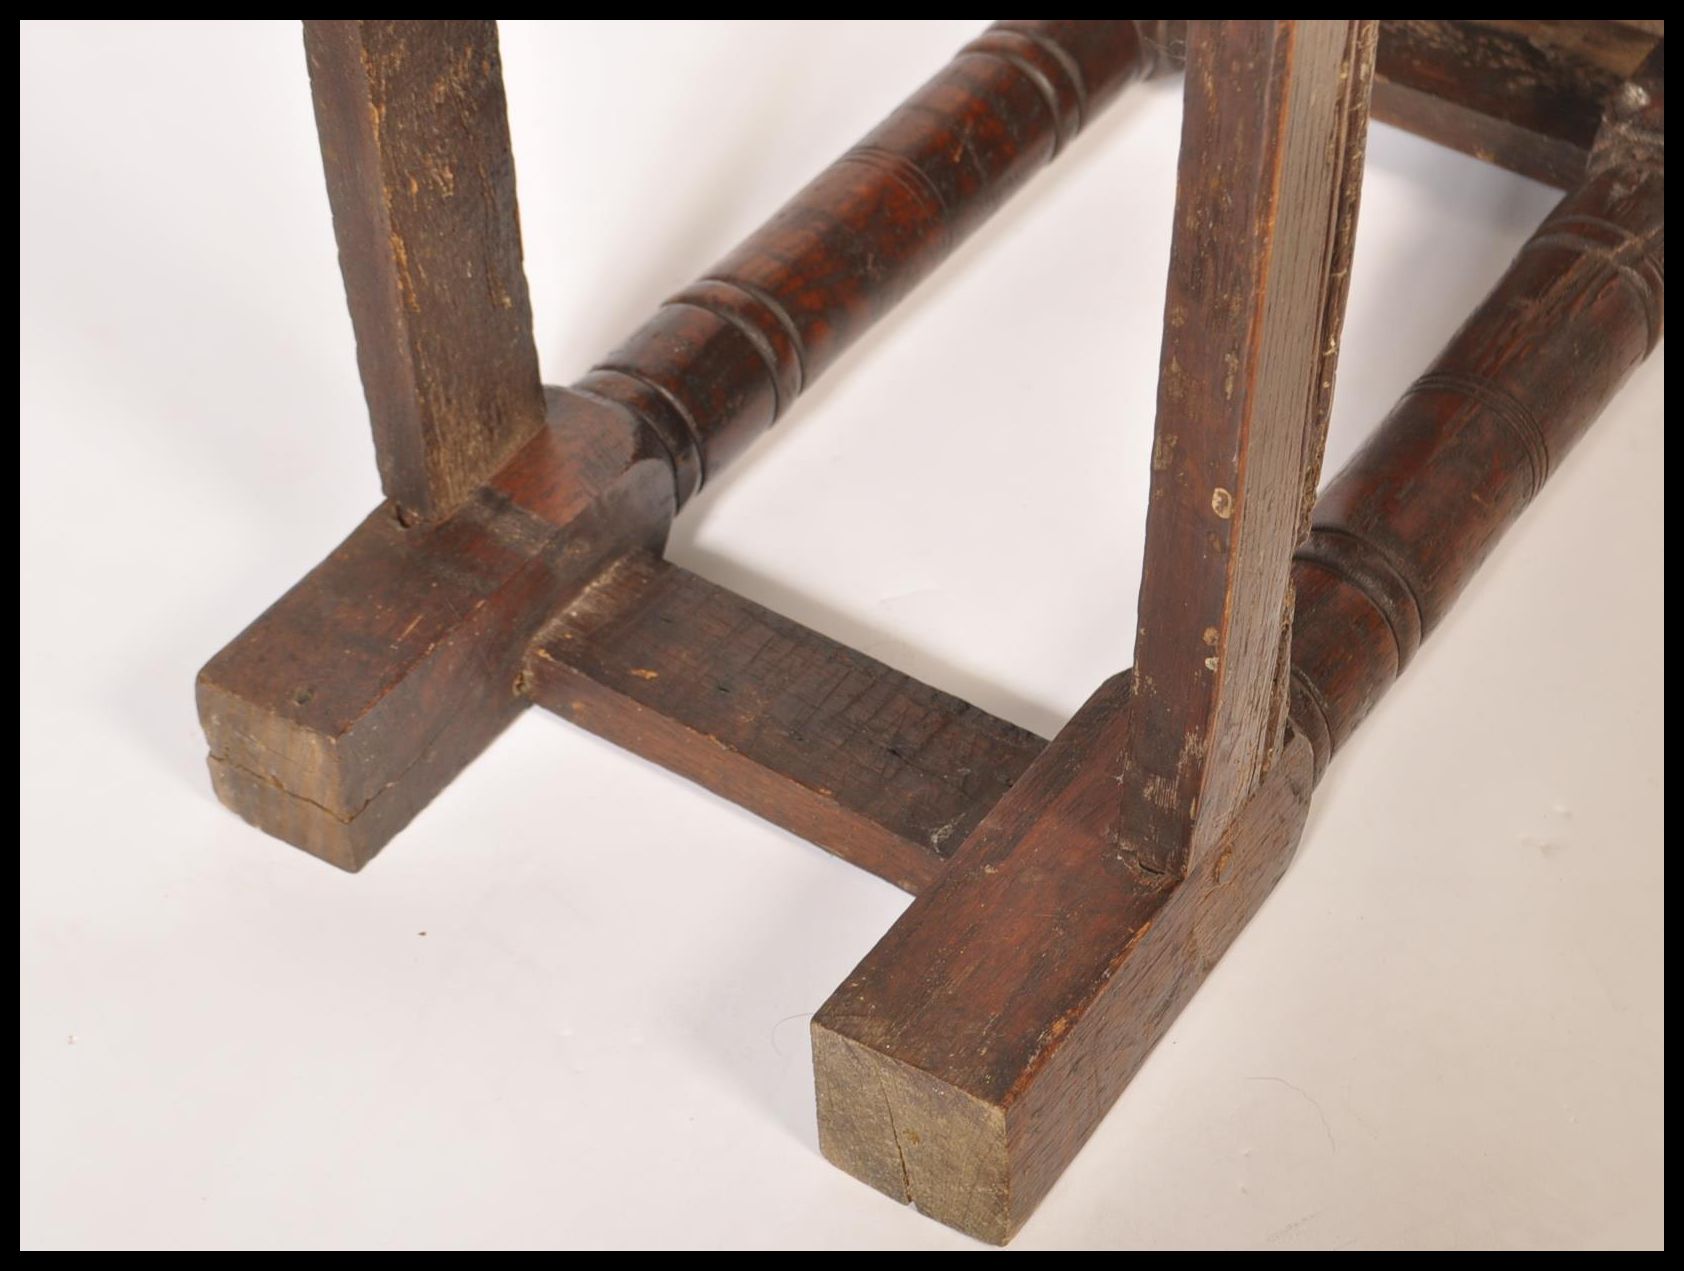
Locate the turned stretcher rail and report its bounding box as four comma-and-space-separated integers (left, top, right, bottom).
577, 18, 1668, 511
297, 18, 1660, 533
1289, 41, 1665, 776
578, 20, 1155, 504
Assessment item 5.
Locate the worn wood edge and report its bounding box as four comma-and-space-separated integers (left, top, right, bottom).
1121, 20, 1371, 872
303, 20, 548, 524
1289, 42, 1664, 777
519, 553, 1048, 895
523, 649, 947, 895
814, 1026, 1011, 1243
203, 715, 514, 873
1004, 731, 1314, 1226
197, 389, 675, 870
813, 715, 1314, 1242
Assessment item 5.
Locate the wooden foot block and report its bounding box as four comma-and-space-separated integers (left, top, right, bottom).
812, 675, 1315, 1242
196, 389, 674, 870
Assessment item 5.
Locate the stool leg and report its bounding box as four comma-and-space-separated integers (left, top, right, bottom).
812, 20, 1378, 1243
303, 20, 546, 525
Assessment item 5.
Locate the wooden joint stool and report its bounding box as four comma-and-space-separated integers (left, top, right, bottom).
195, 20, 1664, 1244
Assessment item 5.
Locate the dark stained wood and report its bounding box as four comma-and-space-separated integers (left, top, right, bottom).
1290, 39, 1665, 776
812, 44, 1663, 1245
520, 555, 1047, 895
1120, 21, 1375, 874
580, 20, 1150, 506
814, 675, 1317, 1243
304, 20, 546, 524
196, 20, 1666, 1246
1372, 20, 1660, 187
203, 21, 1158, 869
197, 389, 675, 871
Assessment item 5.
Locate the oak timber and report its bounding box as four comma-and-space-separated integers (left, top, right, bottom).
1120, 20, 1375, 872
303, 20, 547, 523
520, 555, 1047, 895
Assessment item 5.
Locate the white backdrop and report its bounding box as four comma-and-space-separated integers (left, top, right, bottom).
20, 20, 1664, 1250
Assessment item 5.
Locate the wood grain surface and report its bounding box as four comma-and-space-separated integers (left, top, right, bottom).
521, 554, 1047, 895
304, 20, 546, 524
1121, 21, 1375, 874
